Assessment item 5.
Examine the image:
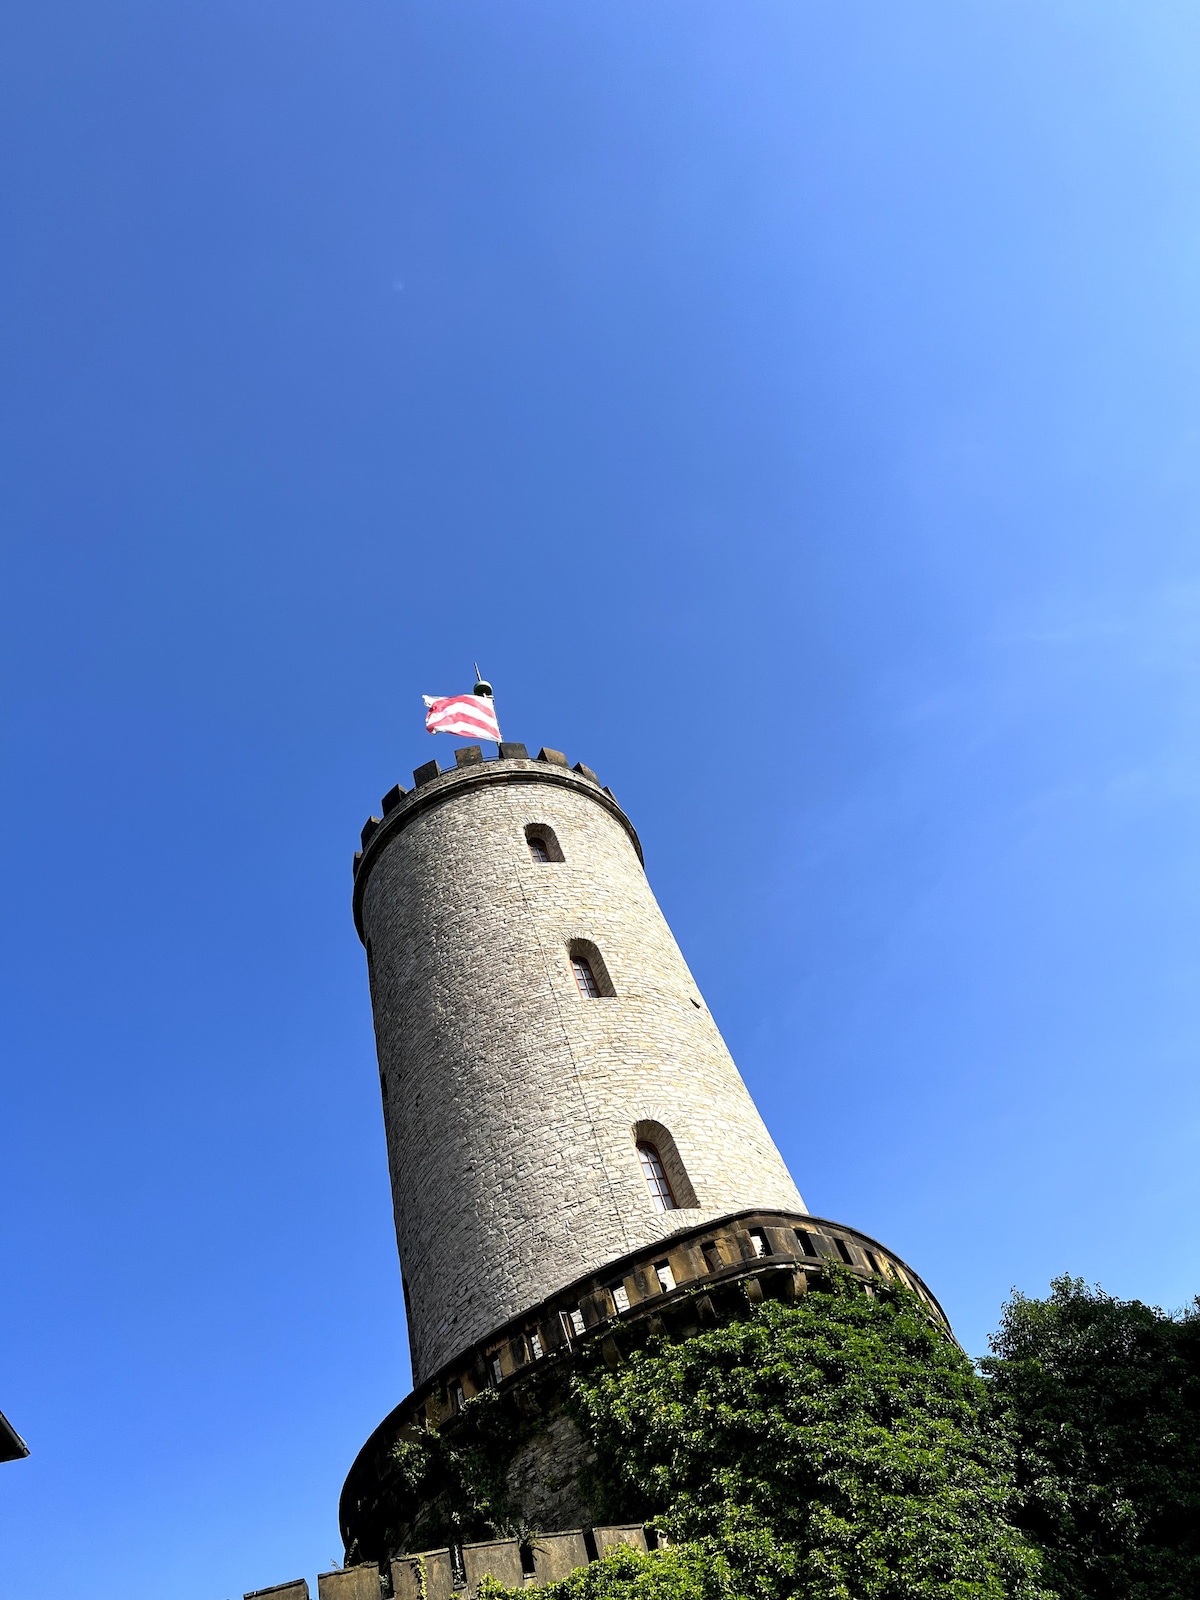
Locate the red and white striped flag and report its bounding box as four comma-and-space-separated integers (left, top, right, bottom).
422, 693, 502, 742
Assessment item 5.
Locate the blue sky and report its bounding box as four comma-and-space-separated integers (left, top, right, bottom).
3, 2, 1200, 1596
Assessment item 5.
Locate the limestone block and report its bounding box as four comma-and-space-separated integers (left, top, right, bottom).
462, 1539, 526, 1589
393, 1551, 456, 1600
530, 1533, 590, 1585
594, 1526, 648, 1556
317, 1568, 380, 1600
388, 1558, 423, 1600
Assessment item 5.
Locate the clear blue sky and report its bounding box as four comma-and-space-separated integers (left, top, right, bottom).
3, 3, 1199, 1596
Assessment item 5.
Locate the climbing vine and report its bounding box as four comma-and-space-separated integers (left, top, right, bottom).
462, 1275, 1052, 1599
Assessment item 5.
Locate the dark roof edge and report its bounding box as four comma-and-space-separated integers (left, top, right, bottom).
0, 1410, 29, 1463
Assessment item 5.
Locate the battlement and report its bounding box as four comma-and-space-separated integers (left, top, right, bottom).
247, 1525, 651, 1600
340, 1208, 952, 1563
352, 746, 641, 941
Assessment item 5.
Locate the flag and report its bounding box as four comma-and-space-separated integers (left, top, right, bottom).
422, 693, 502, 742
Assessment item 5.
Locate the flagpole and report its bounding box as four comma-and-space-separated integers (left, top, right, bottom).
472, 665, 501, 746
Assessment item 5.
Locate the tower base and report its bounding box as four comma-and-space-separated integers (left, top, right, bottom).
340, 1211, 950, 1564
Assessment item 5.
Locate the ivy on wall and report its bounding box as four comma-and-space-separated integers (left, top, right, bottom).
391, 1272, 1200, 1600
558, 1276, 1049, 1600
388, 1385, 545, 1552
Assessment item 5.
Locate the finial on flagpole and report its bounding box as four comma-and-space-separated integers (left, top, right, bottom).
473, 663, 493, 698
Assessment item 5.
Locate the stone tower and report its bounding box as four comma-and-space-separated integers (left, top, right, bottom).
342, 739, 948, 1563
356, 743, 803, 1385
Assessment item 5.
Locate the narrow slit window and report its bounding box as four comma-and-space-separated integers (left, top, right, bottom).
835, 1238, 855, 1265
748, 1228, 770, 1258
637, 1142, 678, 1211
572, 955, 601, 998
654, 1260, 676, 1293
528, 835, 551, 862
701, 1241, 722, 1274
611, 1284, 631, 1313
529, 1331, 544, 1360
795, 1229, 819, 1256
490, 1356, 503, 1386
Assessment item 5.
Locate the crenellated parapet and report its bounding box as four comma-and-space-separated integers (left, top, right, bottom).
352, 746, 637, 941
339, 1207, 951, 1564
247, 1524, 651, 1600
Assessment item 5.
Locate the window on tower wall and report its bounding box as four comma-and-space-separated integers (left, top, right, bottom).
637, 1141, 678, 1211
525, 823, 564, 862
572, 955, 601, 997
632, 1119, 699, 1208
567, 938, 616, 997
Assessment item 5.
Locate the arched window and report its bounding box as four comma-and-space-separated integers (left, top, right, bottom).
525, 823, 564, 863
568, 938, 615, 998
572, 954, 601, 997
632, 1119, 699, 1208
636, 1142, 678, 1211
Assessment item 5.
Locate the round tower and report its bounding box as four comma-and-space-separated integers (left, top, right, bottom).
343, 740, 950, 1564
354, 743, 805, 1385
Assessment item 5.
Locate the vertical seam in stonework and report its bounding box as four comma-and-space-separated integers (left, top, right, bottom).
513, 831, 633, 1255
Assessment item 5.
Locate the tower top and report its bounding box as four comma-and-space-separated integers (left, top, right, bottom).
351, 744, 641, 941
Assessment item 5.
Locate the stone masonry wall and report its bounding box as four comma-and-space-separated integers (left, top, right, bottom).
359, 754, 805, 1383
248, 1526, 651, 1600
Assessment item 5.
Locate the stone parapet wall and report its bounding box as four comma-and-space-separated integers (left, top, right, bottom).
245, 1526, 649, 1600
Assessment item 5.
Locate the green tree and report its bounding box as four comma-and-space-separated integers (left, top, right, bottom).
980, 1275, 1200, 1600
556, 1278, 1050, 1600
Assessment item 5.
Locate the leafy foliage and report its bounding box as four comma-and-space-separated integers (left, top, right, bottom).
457, 1278, 1041, 1600
980, 1275, 1200, 1600
393, 1274, 1200, 1600
388, 1388, 541, 1551
479, 1543, 730, 1600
